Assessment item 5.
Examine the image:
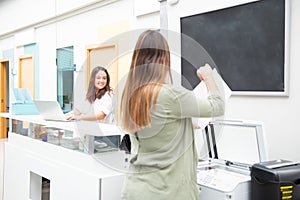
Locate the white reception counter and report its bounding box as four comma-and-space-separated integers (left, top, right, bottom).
0, 113, 127, 200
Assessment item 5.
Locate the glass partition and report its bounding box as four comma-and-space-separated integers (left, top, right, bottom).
11, 119, 121, 154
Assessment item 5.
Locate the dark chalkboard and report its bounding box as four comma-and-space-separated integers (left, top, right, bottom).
180, 0, 288, 95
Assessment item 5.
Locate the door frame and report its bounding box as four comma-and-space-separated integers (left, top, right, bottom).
0, 59, 9, 138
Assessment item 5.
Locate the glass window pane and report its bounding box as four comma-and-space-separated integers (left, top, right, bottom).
56, 46, 74, 113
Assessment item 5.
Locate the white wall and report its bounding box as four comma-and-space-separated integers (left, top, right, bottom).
36, 24, 57, 100
0, 0, 299, 162
0, 0, 110, 36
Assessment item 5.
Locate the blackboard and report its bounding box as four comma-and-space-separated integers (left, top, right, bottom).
180, 0, 288, 95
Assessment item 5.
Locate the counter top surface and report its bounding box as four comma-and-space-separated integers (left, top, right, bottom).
0, 112, 126, 136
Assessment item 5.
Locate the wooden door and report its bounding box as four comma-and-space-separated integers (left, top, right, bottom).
18, 55, 34, 98
0, 59, 8, 138
87, 45, 118, 89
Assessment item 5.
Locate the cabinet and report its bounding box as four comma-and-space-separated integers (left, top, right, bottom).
0, 113, 127, 200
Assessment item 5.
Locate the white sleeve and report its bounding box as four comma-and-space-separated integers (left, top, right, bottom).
93, 92, 113, 115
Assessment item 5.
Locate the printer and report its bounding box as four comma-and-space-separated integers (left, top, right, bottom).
251, 159, 300, 200
196, 119, 269, 200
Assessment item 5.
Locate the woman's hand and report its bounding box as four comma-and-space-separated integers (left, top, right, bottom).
193, 123, 201, 129
65, 112, 75, 120
196, 63, 219, 92
196, 63, 213, 81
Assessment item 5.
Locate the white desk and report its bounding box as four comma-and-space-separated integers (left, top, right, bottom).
0, 113, 126, 200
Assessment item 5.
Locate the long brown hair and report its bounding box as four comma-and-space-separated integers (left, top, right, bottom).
86, 66, 112, 104
120, 30, 173, 133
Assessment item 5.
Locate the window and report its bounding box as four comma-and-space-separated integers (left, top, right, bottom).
56, 46, 74, 113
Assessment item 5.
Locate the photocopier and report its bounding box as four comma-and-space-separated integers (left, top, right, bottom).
195, 119, 269, 200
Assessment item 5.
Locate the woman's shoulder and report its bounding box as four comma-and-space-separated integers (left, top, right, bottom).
93, 91, 113, 103
161, 84, 192, 96
158, 84, 193, 102
103, 90, 114, 98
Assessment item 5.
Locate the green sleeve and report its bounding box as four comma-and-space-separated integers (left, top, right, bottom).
158, 85, 224, 119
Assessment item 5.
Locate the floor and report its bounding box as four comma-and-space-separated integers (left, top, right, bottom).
0, 139, 6, 200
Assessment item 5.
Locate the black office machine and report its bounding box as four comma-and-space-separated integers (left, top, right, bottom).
251, 159, 300, 200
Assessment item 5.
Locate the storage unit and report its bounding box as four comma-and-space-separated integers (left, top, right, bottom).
251, 159, 300, 200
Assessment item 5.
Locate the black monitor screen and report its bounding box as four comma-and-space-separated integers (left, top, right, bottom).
180, 0, 286, 92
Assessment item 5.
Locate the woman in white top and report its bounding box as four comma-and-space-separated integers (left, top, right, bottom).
65, 66, 115, 124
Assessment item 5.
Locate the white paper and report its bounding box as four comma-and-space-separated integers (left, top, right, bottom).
192, 69, 232, 129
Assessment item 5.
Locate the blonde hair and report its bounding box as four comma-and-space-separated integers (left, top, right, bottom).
120, 30, 173, 133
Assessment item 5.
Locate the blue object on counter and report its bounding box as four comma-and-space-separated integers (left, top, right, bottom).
11, 88, 39, 115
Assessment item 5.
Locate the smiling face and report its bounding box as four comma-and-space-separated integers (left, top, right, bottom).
94, 70, 107, 91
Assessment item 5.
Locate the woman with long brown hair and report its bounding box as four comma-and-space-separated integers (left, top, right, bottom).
66, 66, 114, 123
120, 29, 224, 199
